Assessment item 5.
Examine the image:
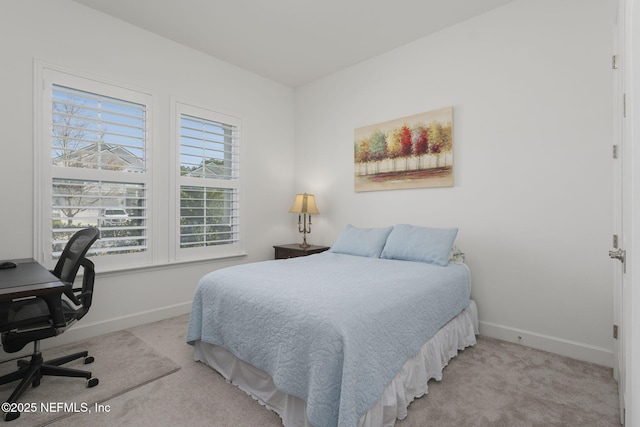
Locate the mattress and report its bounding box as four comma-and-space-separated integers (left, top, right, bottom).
187, 252, 472, 426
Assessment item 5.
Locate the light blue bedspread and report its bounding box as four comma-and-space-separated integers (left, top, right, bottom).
187, 252, 470, 427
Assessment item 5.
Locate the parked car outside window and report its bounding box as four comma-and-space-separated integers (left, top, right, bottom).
102, 209, 128, 225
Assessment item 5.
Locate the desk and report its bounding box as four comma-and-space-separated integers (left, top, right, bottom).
0, 259, 66, 329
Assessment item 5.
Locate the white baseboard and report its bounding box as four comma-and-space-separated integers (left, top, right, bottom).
479, 321, 614, 368
1, 305, 615, 369
0, 302, 192, 362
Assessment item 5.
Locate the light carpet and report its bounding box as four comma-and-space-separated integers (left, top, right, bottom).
395, 336, 620, 426
2, 314, 619, 426
0, 330, 180, 427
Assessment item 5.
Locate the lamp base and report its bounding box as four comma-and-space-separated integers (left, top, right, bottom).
296, 213, 312, 250
299, 233, 310, 249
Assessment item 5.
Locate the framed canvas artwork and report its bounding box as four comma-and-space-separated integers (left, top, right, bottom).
354, 107, 453, 192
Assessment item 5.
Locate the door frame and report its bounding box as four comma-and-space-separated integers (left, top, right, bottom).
617, 0, 640, 425
612, 1, 624, 415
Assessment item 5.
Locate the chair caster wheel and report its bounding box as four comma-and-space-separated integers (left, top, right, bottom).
4, 411, 20, 421
32, 378, 40, 388
84, 356, 94, 364
87, 377, 99, 388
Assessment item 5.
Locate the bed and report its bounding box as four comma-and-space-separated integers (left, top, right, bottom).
187, 224, 479, 427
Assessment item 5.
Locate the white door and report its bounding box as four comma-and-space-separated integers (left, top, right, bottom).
611, 0, 640, 424
624, 1, 640, 424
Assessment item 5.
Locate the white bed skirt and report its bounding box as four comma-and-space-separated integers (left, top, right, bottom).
193, 299, 479, 427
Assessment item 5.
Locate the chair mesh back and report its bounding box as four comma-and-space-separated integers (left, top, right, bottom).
52, 228, 100, 283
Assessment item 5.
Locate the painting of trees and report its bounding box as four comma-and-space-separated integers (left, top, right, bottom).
354, 107, 453, 192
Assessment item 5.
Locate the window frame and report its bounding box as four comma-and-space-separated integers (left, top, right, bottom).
171, 100, 243, 262
36, 65, 154, 271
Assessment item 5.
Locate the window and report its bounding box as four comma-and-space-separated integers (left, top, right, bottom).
37, 67, 244, 270
39, 69, 152, 268
175, 103, 241, 259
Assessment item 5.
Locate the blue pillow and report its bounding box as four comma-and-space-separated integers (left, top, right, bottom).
329, 225, 394, 258
380, 224, 458, 266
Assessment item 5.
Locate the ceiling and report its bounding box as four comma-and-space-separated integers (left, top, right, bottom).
72, 0, 517, 87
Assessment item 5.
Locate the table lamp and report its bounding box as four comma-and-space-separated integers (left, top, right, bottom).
288, 193, 319, 248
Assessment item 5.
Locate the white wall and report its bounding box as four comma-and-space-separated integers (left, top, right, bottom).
0, 0, 296, 347
295, 0, 615, 366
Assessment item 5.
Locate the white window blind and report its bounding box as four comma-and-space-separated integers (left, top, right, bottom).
180, 114, 238, 180
52, 85, 146, 172
52, 179, 147, 257
177, 106, 240, 251
179, 186, 238, 248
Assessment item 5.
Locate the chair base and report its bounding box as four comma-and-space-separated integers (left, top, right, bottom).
0, 342, 98, 421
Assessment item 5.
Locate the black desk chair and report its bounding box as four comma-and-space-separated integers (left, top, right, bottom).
0, 228, 100, 421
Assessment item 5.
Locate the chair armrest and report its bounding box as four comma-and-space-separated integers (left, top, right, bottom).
62, 258, 95, 306
63, 282, 82, 306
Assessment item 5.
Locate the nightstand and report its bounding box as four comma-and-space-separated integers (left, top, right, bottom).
273, 244, 330, 259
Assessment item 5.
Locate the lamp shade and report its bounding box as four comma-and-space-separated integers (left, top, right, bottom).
288, 193, 319, 214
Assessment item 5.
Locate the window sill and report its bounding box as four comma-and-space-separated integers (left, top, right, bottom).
93, 252, 248, 278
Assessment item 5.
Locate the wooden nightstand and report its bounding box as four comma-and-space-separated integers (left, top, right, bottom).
273, 244, 330, 259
